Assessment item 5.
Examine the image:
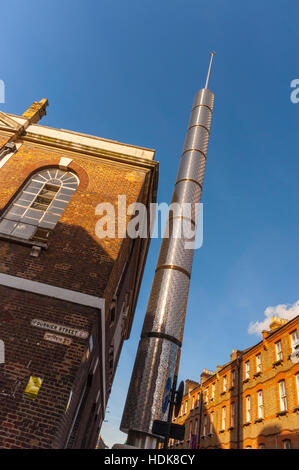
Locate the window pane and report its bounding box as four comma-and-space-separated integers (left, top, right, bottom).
49, 199, 67, 210
33, 175, 48, 182
61, 173, 75, 182
11, 223, 36, 240
25, 181, 43, 192
40, 187, 59, 198
59, 187, 75, 195
5, 205, 27, 221
26, 208, 43, 219
31, 202, 49, 211
19, 193, 36, 202
0, 219, 17, 235
56, 192, 73, 202
0, 168, 79, 241
48, 169, 58, 179
39, 220, 58, 229
63, 182, 78, 189
17, 199, 32, 207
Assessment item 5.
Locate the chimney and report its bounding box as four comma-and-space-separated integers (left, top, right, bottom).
201, 369, 215, 384
22, 98, 48, 124
269, 316, 288, 332
230, 349, 241, 361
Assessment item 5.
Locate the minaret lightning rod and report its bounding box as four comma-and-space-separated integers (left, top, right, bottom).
204, 51, 216, 89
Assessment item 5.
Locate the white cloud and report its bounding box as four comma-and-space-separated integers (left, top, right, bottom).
248, 299, 299, 336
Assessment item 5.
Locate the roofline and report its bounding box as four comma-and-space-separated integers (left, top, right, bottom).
185, 315, 299, 391
5, 113, 156, 154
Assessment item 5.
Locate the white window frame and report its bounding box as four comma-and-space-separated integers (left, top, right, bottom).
211, 383, 215, 400
191, 395, 195, 409
279, 380, 287, 412
257, 390, 264, 419
290, 330, 298, 353
0, 168, 79, 242
246, 395, 251, 422
276, 340, 283, 362
245, 361, 250, 379
256, 353, 262, 373
209, 412, 214, 434
223, 375, 227, 392
221, 406, 226, 430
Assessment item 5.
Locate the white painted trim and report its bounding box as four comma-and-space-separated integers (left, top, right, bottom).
0, 272, 104, 309
5, 115, 155, 161
59, 157, 73, 169
0, 272, 106, 411
0, 143, 22, 169
101, 302, 106, 411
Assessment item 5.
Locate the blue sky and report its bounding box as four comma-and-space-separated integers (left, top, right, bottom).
1, 1, 298, 448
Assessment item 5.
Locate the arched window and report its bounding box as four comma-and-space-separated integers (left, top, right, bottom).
0, 168, 79, 242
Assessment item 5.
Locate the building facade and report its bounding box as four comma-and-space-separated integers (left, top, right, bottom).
0, 99, 158, 448
170, 315, 299, 449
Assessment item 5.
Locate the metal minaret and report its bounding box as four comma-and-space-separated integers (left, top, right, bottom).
120, 53, 216, 448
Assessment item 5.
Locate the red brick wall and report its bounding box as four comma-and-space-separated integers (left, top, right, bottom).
0, 133, 157, 448
0, 136, 9, 149
171, 317, 299, 450
0, 285, 98, 448
0, 140, 148, 297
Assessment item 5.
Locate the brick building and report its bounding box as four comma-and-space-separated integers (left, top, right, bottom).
170, 315, 299, 449
0, 99, 158, 448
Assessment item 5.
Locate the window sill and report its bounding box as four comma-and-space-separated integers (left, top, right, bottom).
219, 429, 225, 434
243, 378, 249, 384
276, 410, 287, 417
253, 372, 261, 378
293, 406, 299, 413
254, 418, 263, 423
0, 233, 48, 250
207, 433, 213, 437
200, 435, 206, 440
228, 426, 234, 431
228, 386, 235, 391
220, 391, 226, 396
243, 422, 251, 427
272, 360, 283, 367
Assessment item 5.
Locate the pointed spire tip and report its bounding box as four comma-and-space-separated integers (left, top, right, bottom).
204, 52, 216, 89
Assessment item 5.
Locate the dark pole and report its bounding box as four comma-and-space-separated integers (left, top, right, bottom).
236, 356, 241, 449
197, 389, 203, 449
163, 374, 178, 449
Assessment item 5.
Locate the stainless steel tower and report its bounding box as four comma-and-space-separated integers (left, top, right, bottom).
120, 53, 216, 448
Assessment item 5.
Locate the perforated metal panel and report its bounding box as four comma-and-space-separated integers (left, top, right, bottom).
121, 88, 214, 443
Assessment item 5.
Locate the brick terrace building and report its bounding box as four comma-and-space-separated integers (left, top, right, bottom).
0, 100, 158, 448
170, 315, 299, 449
